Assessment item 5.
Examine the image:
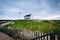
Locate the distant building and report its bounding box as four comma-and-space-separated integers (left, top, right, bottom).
24, 14, 31, 20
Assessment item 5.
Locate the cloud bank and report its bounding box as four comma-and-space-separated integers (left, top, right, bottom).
0, 0, 60, 20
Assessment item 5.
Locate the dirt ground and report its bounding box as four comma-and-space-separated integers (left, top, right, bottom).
0, 32, 15, 40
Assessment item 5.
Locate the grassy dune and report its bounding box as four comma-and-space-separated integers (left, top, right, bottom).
8, 20, 60, 32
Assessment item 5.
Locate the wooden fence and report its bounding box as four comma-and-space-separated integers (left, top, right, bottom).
0, 27, 60, 40
31, 31, 60, 40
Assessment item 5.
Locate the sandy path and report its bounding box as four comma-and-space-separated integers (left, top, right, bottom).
0, 32, 15, 40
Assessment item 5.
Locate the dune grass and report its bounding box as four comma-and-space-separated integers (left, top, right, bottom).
8, 20, 59, 32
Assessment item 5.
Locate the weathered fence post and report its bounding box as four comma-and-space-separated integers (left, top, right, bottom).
58, 33, 60, 40
50, 32, 55, 40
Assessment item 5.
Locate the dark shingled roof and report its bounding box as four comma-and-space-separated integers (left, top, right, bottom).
24, 14, 31, 17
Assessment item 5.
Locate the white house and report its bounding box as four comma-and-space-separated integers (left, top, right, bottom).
24, 14, 31, 20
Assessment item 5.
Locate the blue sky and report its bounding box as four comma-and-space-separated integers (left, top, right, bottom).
0, 0, 60, 20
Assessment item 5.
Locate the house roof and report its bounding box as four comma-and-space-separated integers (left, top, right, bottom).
24, 14, 31, 17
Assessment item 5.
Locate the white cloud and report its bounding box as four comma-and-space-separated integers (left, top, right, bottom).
33, 15, 60, 20
0, 15, 24, 20
2, 8, 20, 13
46, 15, 60, 20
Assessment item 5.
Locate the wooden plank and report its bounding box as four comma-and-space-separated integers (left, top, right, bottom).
31, 33, 50, 40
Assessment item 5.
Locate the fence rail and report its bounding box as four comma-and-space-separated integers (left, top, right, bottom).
31, 32, 60, 40
0, 27, 60, 40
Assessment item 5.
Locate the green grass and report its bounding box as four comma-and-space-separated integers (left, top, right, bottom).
7, 20, 60, 33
